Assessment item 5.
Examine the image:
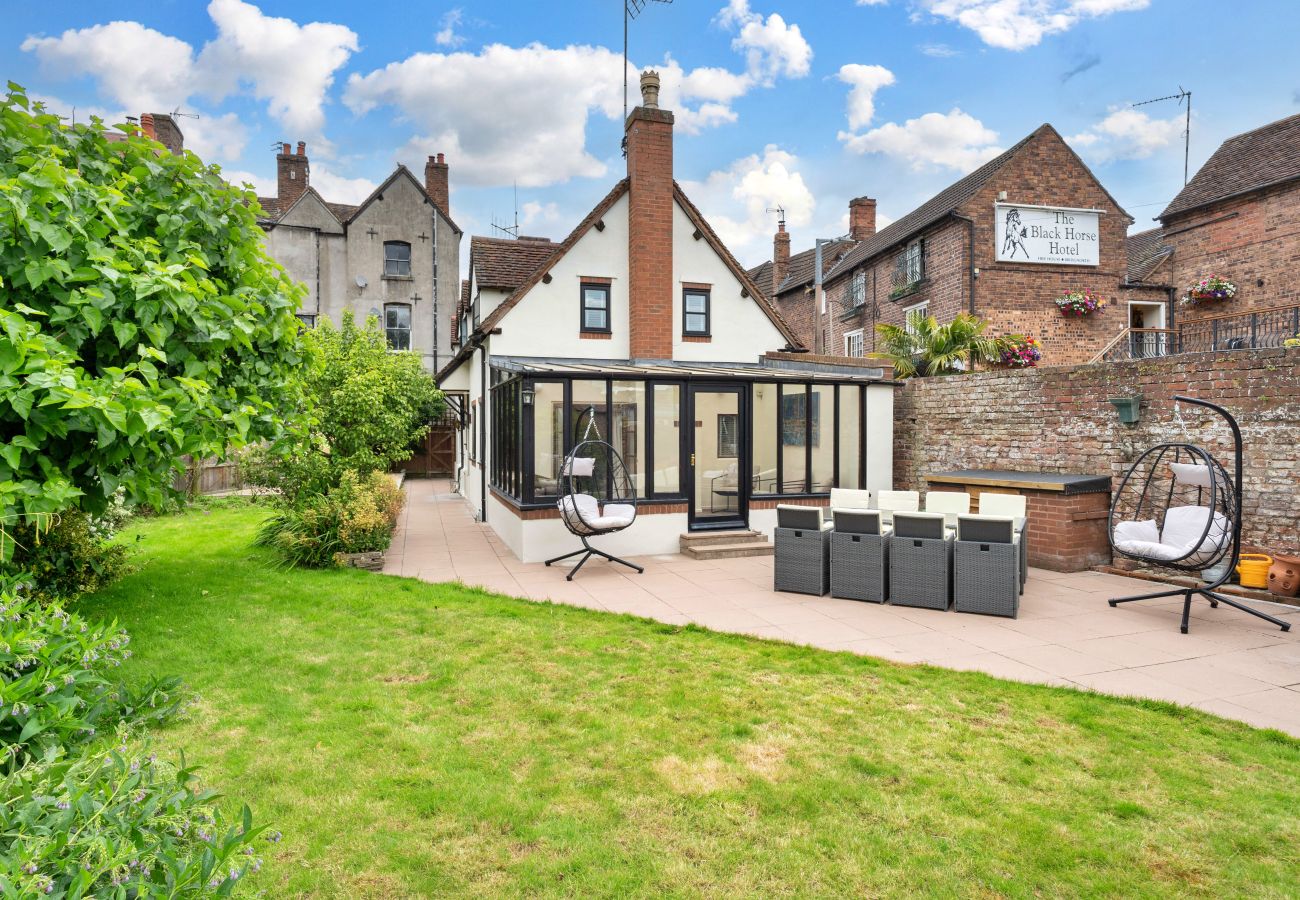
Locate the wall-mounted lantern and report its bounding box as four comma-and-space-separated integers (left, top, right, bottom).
521, 387, 535, 406
1108, 395, 1142, 425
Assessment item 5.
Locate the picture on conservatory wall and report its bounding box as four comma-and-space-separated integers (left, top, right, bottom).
781, 392, 820, 447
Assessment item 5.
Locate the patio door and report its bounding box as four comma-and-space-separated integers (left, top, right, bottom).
687, 384, 747, 530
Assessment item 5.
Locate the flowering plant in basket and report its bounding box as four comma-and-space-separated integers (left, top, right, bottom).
1055, 289, 1104, 317
999, 335, 1041, 368
1182, 274, 1236, 306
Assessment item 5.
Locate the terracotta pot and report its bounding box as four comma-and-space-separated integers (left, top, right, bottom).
1267, 553, 1300, 598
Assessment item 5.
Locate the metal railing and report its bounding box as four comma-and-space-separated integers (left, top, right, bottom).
1093, 303, 1300, 363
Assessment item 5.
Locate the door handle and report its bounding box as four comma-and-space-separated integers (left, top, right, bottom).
690, 453, 696, 467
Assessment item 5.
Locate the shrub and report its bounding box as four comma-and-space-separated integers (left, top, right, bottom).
0, 734, 271, 897
257, 472, 405, 568
0, 84, 307, 526
875, 312, 1008, 378
242, 314, 440, 505
0, 578, 182, 762
2, 501, 132, 603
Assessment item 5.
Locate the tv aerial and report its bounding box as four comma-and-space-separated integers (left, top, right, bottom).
621, 0, 673, 157
1134, 87, 1191, 185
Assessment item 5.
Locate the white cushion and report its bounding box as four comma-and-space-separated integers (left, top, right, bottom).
563, 457, 596, 476
1114, 538, 1187, 561
979, 492, 1027, 519
878, 490, 920, 512
830, 488, 873, 510
1113, 519, 1159, 544
1169, 463, 1213, 487
587, 515, 634, 529
602, 503, 636, 521
1161, 505, 1229, 564
925, 491, 971, 529
561, 493, 600, 520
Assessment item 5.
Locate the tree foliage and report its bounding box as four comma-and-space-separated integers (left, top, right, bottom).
875, 311, 1012, 378
0, 84, 306, 523
243, 313, 441, 505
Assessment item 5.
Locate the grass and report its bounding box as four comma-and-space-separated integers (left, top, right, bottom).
81, 503, 1300, 898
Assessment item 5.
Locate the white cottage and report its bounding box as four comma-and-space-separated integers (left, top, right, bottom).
438, 72, 896, 563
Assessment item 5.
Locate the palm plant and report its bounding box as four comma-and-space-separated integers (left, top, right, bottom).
876, 311, 1007, 378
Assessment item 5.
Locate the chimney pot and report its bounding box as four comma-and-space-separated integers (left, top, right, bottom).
849, 196, 877, 241
639, 70, 661, 109
297, 141, 306, 156
139, 113, 156, 141
282, 142, 291, 155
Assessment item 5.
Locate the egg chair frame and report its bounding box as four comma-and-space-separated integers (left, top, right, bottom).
1108, 394, 1291, 634
544, 405, 645, 581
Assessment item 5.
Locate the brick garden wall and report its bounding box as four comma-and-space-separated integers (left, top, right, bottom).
894, 348, 1300, 563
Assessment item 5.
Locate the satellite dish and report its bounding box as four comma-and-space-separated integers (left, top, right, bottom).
355, 275, 368, 290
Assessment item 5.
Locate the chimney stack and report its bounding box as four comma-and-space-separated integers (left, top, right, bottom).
139, 113, 157, 142
772, 221, 790, 297
147, 113, 184, 154
625, 70, 674, 359
424, 153, 450, 218
849, 196, 876, 241
277, 141, 310, 207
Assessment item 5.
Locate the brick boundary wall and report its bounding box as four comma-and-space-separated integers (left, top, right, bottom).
894, 348, 1300, 566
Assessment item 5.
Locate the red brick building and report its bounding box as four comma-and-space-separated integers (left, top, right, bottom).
1126, 113, 1300, 350
753, 124, 1168, 366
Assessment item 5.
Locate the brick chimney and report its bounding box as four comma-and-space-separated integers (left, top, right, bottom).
144, 114, 185, 154
772, 221, 791, 297
424, 153, 450, 218
849, 196, 876, 241
626, 70, 674, 359
277, 141, 309, 207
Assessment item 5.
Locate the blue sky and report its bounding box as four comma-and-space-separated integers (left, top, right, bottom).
7, 1, 1299, 270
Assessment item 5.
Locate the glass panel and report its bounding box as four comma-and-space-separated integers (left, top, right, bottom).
751, 383, 777, 495
779, 386, 808, 493
838, 385, 861, 489
694, 390, 740, 517
685, 293, 707, 312
570, 380, 608, 449
584, 308, 606, 330
652, 384, 681, 495
685, 312, 707, 333
611, 381, 645, 498
810, 385, 834, 493
531, 381, 564, 498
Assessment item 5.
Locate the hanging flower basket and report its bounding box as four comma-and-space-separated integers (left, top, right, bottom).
1055, 289, 1104, 317
1181, 274, 1236, 306
999, 335, 1041, 368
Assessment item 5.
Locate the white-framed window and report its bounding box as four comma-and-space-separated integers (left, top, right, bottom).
384, 303, 412, 350
383, 241, 412, 278
848, 271, 867, 307
903, 301, 929, 335
844, 329, 864, 358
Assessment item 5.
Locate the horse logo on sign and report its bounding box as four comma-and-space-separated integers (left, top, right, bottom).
1001, 208, 1030, 260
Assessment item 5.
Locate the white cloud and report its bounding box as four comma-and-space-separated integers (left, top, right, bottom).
309, 165, 379, 205
197, 0, 357, 140
21, 0, 357, 155
836, 64, 895, 130
916, 0, 1149, 50
519, 201, 563, 229
1069, 107, 1183, 162
716, 0, 813, 85
22, 21, 196, 113
179, 111, 249, 162
219, 168, 275, 196
435, 8, 465, 48
920, 42, 961, 57
680, 144, 815, 263
856, 0, 890, 5
839, 108, 1003, 172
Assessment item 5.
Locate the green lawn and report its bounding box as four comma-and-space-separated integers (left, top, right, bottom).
81, 503, 1300, 898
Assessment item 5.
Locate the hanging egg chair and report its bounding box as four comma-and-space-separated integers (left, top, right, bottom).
544, 406, 645, 581
1107, 395, 1291, 634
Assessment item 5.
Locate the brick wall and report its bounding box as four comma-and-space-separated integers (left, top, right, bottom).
626, 106, 675, 359
894, 348, 1300, 561
1161, 180, 1300, 324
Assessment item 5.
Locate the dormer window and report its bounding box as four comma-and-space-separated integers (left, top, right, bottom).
384, 241, 412, 278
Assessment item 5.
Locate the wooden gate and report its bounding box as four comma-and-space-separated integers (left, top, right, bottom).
401, 415, 458, 476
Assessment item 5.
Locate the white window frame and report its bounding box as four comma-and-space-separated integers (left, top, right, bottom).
903, 301, 929, 335
844, 329, 864, 358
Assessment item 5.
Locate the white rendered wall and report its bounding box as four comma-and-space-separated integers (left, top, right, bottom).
864, 383, 895, 492
511, 511, 688, 563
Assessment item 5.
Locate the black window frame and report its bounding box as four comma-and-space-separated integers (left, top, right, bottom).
682, 288, 711, 337
580, 282, 611, 333
295, 313, 317, 329
383, 302, 412, 351
383, 240, 412, 278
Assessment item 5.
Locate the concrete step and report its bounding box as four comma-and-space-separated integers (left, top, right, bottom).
679, 529, 767, 549
682, 541, 775, 560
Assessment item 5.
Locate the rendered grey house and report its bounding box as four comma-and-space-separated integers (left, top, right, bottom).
256, 143, 462, 373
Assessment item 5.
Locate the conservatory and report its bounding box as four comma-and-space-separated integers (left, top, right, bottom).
477, 356, 895, 562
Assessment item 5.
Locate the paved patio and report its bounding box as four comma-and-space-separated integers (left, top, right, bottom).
385, 479, 1300, 736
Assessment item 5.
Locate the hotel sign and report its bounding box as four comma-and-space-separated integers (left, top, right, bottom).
995, 203, 1100, 266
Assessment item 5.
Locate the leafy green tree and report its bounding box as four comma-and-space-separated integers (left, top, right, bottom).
875, 311, 1010, 378
0, 84, 307, 523
244, 313, 442, 505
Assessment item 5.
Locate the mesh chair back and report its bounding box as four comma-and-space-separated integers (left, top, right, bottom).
956, 515, 1015, 543
978, 492, 1026, 519
834, 509, 882, 535
777, 505, 824, 530
892, 512, 946, 540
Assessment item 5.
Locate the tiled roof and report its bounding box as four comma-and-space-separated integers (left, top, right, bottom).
255, 165, 459, 233
1161, 113, 1300, 220
824, 126, 1049, 283
470, 235, 558, 290
451, 278, 471, 346
747, 260, 774, 298
1125, 227, 1173, 284
747, 241, 856, 301
255, 196, 281, 221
